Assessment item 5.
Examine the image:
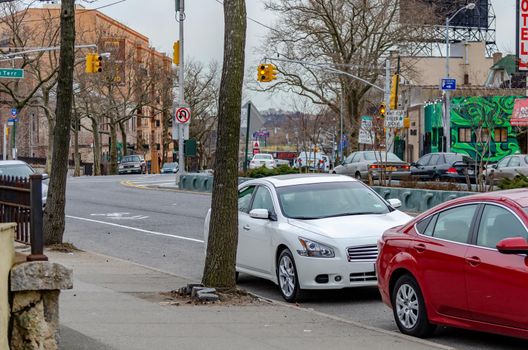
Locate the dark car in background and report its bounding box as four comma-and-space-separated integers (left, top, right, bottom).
118, 155, 146, 174
411, 153, 476, 182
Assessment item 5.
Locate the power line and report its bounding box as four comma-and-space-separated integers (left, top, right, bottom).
213, 0, 277, 32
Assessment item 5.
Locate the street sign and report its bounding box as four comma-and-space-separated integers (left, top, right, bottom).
11, 108, 17, 116
518, 0, 528, 71
175, 107, 191, 124
384, 110, 405, 129
511, 98, 528, 126
441, 78, 457, 91
8, 118, 17, 123
0, 68, 24, 79
359, 116, 374, 145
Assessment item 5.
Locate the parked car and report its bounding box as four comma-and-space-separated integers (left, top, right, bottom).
275, 159, 291, 167
410, 152, 476, 182
118, 155, 146, 174
204, 174, 412, 302
161, 162, 179, 174
0, 160, 48, 206
294, 152, 330, 172
483, 154, 528, 183
333, 151, 410, 180
377, 189, 528, 340
249, 153, 276, 169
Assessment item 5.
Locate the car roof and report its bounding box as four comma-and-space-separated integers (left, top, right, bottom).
0, 160, 30, 166
250, 174, 356, 188
439, 188, 528, 209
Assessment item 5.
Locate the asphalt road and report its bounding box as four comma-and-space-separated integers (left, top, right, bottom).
64, 174, 528, 350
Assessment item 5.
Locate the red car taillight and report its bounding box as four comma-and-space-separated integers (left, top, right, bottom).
369, 164, 379, 169
401, 165, 410, 171
447, 167, 457, 174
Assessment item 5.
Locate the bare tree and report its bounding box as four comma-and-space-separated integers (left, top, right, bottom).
43, 0, 75, 245
202, 0, 246, 290
256, 0, 429, 150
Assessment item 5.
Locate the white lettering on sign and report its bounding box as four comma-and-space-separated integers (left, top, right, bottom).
518, 0, 528, 71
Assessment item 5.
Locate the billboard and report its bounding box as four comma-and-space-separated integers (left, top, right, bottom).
518, 0, 528, 71
401, 0, 489, 29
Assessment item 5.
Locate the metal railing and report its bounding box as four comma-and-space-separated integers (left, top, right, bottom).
0, 174, 47, 261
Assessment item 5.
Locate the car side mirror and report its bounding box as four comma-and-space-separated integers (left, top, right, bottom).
496, 237, 528, 255
492, 164, 498, 169
387, 198, 402, 209
249, 209, 271, 220
41, 173, 49, 180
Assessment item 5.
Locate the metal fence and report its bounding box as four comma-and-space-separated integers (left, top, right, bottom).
0, 174, 47, 261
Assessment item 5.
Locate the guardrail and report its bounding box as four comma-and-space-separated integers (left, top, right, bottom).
179, 174, 475, 212
0, 174, 47, 261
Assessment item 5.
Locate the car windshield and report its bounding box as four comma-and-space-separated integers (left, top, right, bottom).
276, 182, 390, 220
363, 152, 401, 162
254, 154, 272, 160
122, 156, 140, 163
0, 164, 35, 178
163, 163, 175, 168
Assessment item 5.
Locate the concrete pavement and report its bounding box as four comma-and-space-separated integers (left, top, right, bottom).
52, 250, 452, 350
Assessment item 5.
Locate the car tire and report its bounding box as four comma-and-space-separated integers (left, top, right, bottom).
432, 174, 440, 182
391, 274, 436, 338
354, 172, 362, 180
276, 248, 304, 303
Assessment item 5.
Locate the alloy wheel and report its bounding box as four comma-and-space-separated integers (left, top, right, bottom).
395, 283, 419, 329
278, 254, 296, 298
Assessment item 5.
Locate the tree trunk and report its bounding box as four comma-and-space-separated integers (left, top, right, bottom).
43, 0, 75, 245
73, 124, 80, 176
119, 121, 127, 157
109, 123, 118, 175
45, 116, 54, 175
92, 119, 101, 176
202, 0, 246, 290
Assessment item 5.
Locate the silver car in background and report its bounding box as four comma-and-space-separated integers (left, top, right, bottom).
483, 154, 528, 183
332, 151, 410, 180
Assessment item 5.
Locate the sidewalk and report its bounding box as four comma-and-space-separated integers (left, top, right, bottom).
52, 250, 452, 350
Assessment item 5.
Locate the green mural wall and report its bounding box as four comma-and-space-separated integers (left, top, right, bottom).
424, 96, 520, 162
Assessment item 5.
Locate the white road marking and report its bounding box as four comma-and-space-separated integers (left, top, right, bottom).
66, 215, 204, 244
89, 212, 149, 220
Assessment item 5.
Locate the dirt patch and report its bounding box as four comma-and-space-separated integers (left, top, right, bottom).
158, 288, 267, 306
46, 243, 82, 253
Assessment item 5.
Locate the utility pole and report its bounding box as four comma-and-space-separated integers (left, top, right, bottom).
176, 0, 186, 175
3, 125, 6, 160
384, 60, 392, 153
243, 102, 251, 173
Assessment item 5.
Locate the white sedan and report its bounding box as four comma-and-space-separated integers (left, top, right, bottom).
204, 174, 412, 302
249, 153, 276, 169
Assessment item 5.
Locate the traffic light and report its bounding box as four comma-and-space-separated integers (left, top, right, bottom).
93, 54, 102, 73
379, 102, 386, 118
173, 41, 180, 65
85, 53, 94, 73
390, 74, 400, 110
268, 64, 278, 81
257, 64, 269, 82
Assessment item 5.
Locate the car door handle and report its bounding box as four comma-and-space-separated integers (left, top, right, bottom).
412, 243, 426, 253
243, 225, 251, 231
465, 256, 481, 267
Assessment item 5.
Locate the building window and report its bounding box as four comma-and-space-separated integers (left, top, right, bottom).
156, 143, 160, 150
494, 128, 508, 143
155, 119, 160, 127
458, 128, 472, 143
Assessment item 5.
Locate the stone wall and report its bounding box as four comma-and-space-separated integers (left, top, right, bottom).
10, 262, 73, 350
0, 224, 15, 350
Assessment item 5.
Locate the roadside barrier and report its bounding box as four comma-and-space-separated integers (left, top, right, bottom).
180, 174, 474, 212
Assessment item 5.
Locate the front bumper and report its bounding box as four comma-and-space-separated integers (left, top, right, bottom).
296, 255, 377, 290
119, 166, 142, 174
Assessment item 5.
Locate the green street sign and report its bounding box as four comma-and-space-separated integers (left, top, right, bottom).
0, 68, 24, 79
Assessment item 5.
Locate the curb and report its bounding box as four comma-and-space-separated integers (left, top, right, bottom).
120, 180, 211, 195
61, 249, 453, 350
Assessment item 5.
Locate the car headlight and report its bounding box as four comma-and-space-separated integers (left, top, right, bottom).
118, 164, 124, 169
297, 237, 335, 258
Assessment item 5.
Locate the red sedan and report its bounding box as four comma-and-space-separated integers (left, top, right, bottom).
377, 189, 528, 340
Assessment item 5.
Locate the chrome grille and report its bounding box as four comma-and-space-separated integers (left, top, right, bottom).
346, 244, 378, 262
350, 271, 377, 282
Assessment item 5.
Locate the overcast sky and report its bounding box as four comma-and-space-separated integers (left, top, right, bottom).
90, 0, 516, 111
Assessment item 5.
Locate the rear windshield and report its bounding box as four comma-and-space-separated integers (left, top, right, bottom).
363, 152, 401, 162
122, 156, 140, 163
254, 154, 272, 160
0, 164, 35, 178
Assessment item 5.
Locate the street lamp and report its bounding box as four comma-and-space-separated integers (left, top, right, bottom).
444, 2, 476, 152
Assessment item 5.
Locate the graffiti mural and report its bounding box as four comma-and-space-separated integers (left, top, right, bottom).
425, 96, 520, 162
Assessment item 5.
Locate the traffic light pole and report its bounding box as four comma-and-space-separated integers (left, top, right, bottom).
177, 0, 186, 176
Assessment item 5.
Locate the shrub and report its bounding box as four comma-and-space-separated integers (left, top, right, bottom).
246, 164, 299, 178
498, 174, 528, 190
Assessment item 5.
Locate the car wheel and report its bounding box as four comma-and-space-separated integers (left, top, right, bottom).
392, 274, 436, 338
354, 172, 362, 180
277, 249, 304, 303
432, 174, 440, 182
